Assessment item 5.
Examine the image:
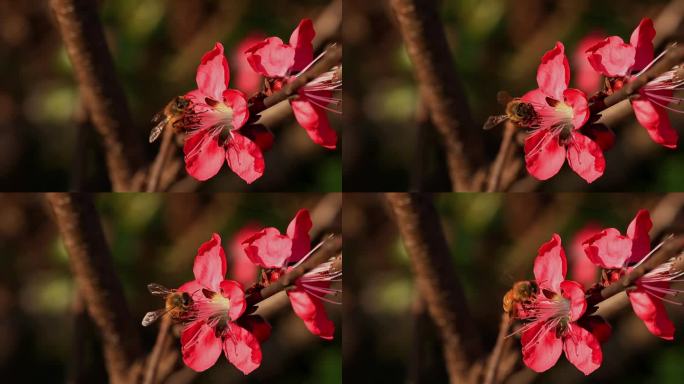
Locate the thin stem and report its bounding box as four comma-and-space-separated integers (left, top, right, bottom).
146, 128, 175, 192
487, 122, 516, 192
483, 314, 512, 384
142, 316, 172, 384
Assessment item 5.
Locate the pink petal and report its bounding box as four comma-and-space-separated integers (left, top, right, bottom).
291, 96, 338, 149
582, 228, 632, 269
563, 88, 590, 128
196, 42, 230, 101
178, 280, 208, 303
287, 287, 335, 340
184, 133, 225, 181
536, 42, 569, 100
630, 18, 656, 72
626, 209, 652, 264
632, 94, 678, 148
533, 233, 567, 293
628, 287, 675, 340
243, 227, 293, 268
223, 323, 262, 375
232, 33, 267, 95
563, 323, 602, 375
521, 321, 563, 373
586, 36, 636, 77
286, 209, 312, 263
181, 321, 222, 372
219, 280, 246, 321
560, 280, 587, 321
569, 224, 601, 288
245, 37, 295, 78
222, 89, 249, 129
192, 233, 227, 292
229, 225, 261, 287
573, 32, 606, 94
289, 18, 315, 73
566, 132, 605, 183
524, 128, 566, 181
225, 133, 265, 184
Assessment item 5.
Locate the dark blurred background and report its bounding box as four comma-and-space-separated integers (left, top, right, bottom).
344, 193, 684, 383
344, 0, 684, 191
0, 0, 341, 191
0, 193, 341, 383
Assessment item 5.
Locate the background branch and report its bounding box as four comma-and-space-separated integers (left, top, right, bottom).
49, 0, 144, 191
388, 0, 483, 191
46, 193, 142, 384
386, 193, 482, 383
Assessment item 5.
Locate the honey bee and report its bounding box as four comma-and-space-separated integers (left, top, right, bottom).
502, 280, 539, 316
141, 283, 195, 326
149, 96, 192, 143
483, 91, 537, 130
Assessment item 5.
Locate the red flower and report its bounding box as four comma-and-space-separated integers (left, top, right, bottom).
583, 210, 679, 340
183, 43, 269, 184
569, 223, 601, 289
245, 19, 340, 149
586, 18, 679, 148
229, 224, 261, 287
242, 209, 339, 340
573, 32, 606, 94
516, 234, 602, 375
522, 42, 605, 183
178, 234, 268, 374
232, 33, 267, 96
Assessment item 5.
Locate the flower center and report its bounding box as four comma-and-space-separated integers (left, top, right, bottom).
190, 291, 233, 327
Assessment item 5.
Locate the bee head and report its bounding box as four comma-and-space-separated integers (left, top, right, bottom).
173, 96, 190, 112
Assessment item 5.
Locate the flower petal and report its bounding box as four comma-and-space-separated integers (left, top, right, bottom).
626, 209, 652, 264
628, 287, 675, 340
184, 133, 225, 181
524, 128, 566, 181
289, 18, 315, 73
243, 227, 293, 268
630, 18, 656, 72
563, 88, 589, 128
222, 89, 249, 130
225, 133, 265, 184
563, 323, 602, 375
566, 132, 605, 183
219, 280, 246, 321
223, 323, 262, 375
178, 280, 208, 303
287, 287, 335, 340
537, 42, 569, 100
181, 321, 222, 372
560, 280, 587, 321
229, 225, 261, 287
196, 42, 230, 101
192, 233, 227, 291
573, 32, 606, 94
245, 37, 295, 78
286, 209, 312, 263
533, 234, 567, 292
521, 321, 563, 373
291, 96, 338, 149
632, 94, 678, 148
582, 228, 632, 269
586, 36, 635, 77
237, 315, 272, 343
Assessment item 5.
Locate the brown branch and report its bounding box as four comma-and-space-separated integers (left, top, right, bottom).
483, 313, 512, 384
486, 122, 516, 192
143, 316, 172, 384
49, 0, 144, 191
389, 0, 483, 191
386, 193, 482, 383
587, 235, 684, 307
598, 45, 684, 111
245, 235, 342, 307
46, 193, 142, 384
146, 128, 175, 192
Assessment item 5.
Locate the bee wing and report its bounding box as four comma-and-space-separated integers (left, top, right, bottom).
148, 119, 167, 143
483, 115, 509, 130
142, 308, 167, 326
147, 283, 174, 297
